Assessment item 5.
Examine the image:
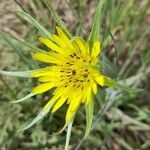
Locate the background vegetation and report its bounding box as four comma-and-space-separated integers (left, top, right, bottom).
0, 0, 149, 149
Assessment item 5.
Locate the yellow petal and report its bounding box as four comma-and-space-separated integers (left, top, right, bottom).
42, 87, 68, 111
48, 52, 68, 61
86, 86, 92, 104
91, 79, 97, 94
31, 70, 52, 78
91, 40, 100, 58
95, 74, 114, 87
51, 34, 66, 47
32, 52, 60, 64
52, 96, 67, 113
73, 38, 88, 55
65, 96, 81, 122
56, 26, 70, 44
38, 76, 51, 82
42, 95, 59, 111
66, 111, 74, 124
82, 82, 90, 101
39, 37, 63, 53
32, 82, 54, 94
95, 75, 104, 86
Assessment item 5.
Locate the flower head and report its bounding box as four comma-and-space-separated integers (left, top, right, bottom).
31, 26, 114, 125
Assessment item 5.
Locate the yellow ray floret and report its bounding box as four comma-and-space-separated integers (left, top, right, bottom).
32, 82, 54, 94
91, 40, 100, 58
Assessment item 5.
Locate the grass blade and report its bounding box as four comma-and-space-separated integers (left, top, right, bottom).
88, 0, 106, 47
16, 11, 51, 38
42, 0, 72, 39
119, 26, 150, 76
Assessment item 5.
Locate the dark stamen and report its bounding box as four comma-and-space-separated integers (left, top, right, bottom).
83, 74, 88, 78
72, 70, 76, 75
66, 62, 70, 65
73, 53, 76, 56
69, 54, 74, 58
77, 85, 80, 88
66, 62, 73, 66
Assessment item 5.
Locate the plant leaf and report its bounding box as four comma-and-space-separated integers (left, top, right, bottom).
0, 69, 45, 78
0, 70, 31, 78
16, 11, 51, 38
10, 93, 35, 103
65, 118, 74, 150
42, 0, 72, 39
85, 95, 94, 138
18, 105, 53, 132
88, 0, 106, 47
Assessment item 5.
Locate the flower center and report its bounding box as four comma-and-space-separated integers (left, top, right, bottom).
59, 52, 92, 88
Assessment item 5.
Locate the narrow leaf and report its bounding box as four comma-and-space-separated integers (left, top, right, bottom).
18, 105, 53, 132
0, 69, 45, 78
88, 0, 106, 47
0, 70, 31, 78
85, 96, 94, 138
42, 0, 72, 39
16, 11, 51, 38
65, 119, 74, 150
10, 93, 35, 103
0, 31, 45, 53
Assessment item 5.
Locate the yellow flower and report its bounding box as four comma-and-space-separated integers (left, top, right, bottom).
31, 26, 114, 125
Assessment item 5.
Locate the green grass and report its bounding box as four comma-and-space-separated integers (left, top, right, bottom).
0, 0, 149, 149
